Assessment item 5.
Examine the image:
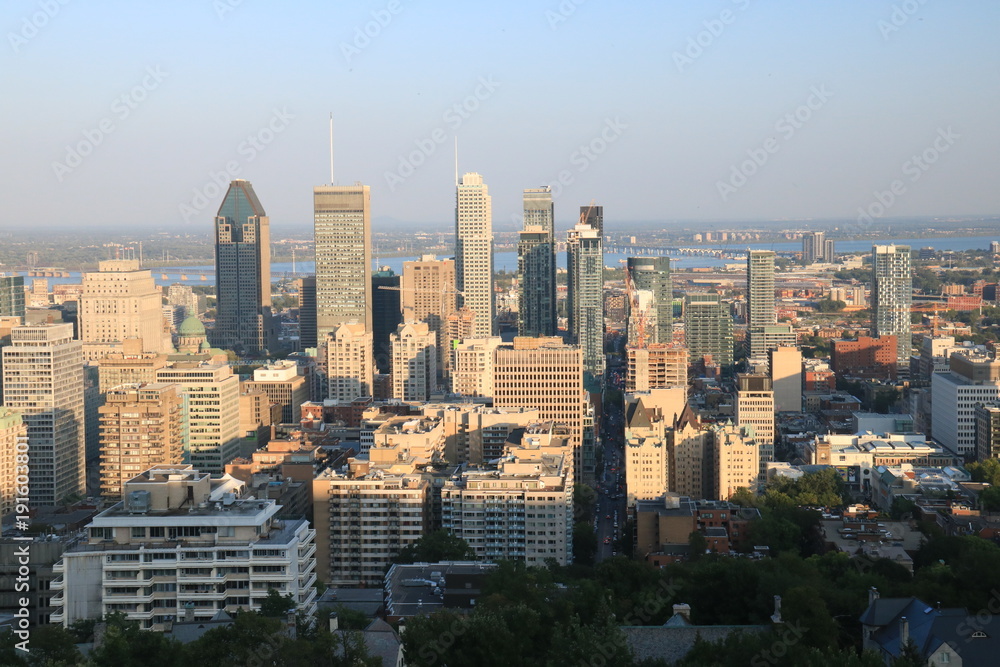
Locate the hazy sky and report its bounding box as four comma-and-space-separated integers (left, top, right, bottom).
2, 0, 998, 234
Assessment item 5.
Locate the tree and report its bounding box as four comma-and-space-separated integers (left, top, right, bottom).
688, 531, 708, 560
393, 529, 476, 564
259, 587, 297, 617
85, 613, 185, 667
816, 299, 847, 313
573, 521, 598, 566
21, 624, 81, 666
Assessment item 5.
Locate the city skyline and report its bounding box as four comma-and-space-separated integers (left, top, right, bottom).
2, 2, 998, 233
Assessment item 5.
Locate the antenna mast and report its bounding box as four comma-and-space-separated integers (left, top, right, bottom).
454, 136, 458, 187
329, 113, 334, 185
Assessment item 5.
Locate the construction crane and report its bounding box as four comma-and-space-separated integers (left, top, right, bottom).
623, 261, 648, 350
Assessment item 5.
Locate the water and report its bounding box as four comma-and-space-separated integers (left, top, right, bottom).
21, 234, 1000, 289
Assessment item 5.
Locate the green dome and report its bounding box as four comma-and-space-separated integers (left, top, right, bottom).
178, 316, 206, 336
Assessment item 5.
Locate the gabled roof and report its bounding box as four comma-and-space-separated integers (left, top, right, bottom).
674, 403, 700, 432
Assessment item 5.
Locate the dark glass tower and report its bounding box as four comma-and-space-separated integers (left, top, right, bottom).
517, 187, 556, 337
372, 269, 401, 374
213, 180, 275, 355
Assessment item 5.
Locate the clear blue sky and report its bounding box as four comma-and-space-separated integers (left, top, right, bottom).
1, 0, 997, 233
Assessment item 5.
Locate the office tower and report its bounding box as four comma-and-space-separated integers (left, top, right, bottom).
802, 231, 825, 264
580, 204, 604, 237
53, 465, 317, 628
746, 250, 776, 328
711, 422, 760, 500
297, 276, 318, 350
975, 404, 1000, 461
450, 337, 503, 397
494, 337, 591, 480
2, 323, 84, 506
98, 383, 182, 500
372, 269, 402, 374
683, 293, 734, 374
212, 180, 275, 355
390, 322, 437, 401
0, 275, 25, 318
567, 222, 604, 391
932, 353, 1000, 456
401, 256, 456, 379
325, 323, 374, 401
769, 346, 803, 413
455, 173, 494, 337
79, 259, 169, 362
314, 185, 372, 341
627, 345, 687, 392
747, 324, 797, 365
313, 457, 430, 586
443, 430, 574, 565
155, 363, 241, 473
871, 244, 912, 363
243, 360, 309, 424
518, 187, 556, 337
735, 374, 774, 478
627, 257, 672, 344
0, 408, 27, 519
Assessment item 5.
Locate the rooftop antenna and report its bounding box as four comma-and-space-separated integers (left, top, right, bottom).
454, 136, 458, 187
329, 113, 334, 186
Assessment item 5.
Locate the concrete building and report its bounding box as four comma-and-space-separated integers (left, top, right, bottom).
455, 173, 494, 337
769, 346, 802, 413
746, 250, 776, 357
314, 184, 372, 341
96, 340, 170, 393
683, 293, 733, 374
2, 323, 85, 506
155, 363, 241, 473
627, 344, 687, 393
493, 337, 590, 481
871, 245, 912, 363
212, 180, 276, 355
975, 404, 1000, 461
931, 353, 1000, 456
0, 274, 25, 318
802, 231, 825, 264
243, 360, 309, 424
567, 221, 604, 391
711, 422, 760, 499
0, 408, 27, 519
371, 415, 446, 463
735, 374, 774, 477
390, 322, 437, 402
832, 335, 898, 380
401, 256, 456, 378
420, 404, 540, 465
98, 383, 182, 500
166, 284, 204, 321
518, 187, 557, 338
326, 323, 374, 402
669, 406, 711, 501
746, 324, 797, 364
52, 465, 317, 629
627, 257, 672, 345
312, 456, 430, 586
238, 389, 277, 458
442, 425, 574, 565
450, 337, 502, 398
79, 260, 169, 361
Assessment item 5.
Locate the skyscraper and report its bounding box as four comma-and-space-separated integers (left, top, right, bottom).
401, 256, 456, 380
683, 293, 734, 374
325, 322, 374, 401
455, 173, 493, 337
627, 257, 672, 344
213, 180, 276, 355
372, 269, 401, 374
580, 204, 603, 236
314, 184, 372, 341
871, 244, 912, 363
518, 187, 556, 337
0, 275, 25, 318
2, 323, 85, 506
802, 231, 825, 264
735, 373, 774, 478
297, 276, 317, 351
747, 250, 776, 329
567, 221, 604, 391
390, 322, 437, 401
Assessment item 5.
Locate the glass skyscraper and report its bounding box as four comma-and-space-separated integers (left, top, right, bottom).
518, 187, 556, 337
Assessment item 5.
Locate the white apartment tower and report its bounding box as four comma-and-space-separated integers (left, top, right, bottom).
325, 323, 374, 401
735, 374, 775, 478
872, 244, 912, 363
455, 173, 494, 337
390, 322, 438, 402
2, 323, 85, 506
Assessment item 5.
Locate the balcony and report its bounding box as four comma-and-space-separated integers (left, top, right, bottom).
50, 576, 64, 591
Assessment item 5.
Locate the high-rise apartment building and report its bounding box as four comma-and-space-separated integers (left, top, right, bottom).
769, 346, 803, 413
580, 204, 604, 236
53, 465, 317, 629
450, 337, 502, 398
79, 260, 169, 361
314, 185, 372, 341
802, 231, 825, 264
390, 322, 437, 402
567, 222, 604, 391
518, 188, 556, 337
401, 256, 456, 379
0, 275, 25, 318
155, 363, 241, 473
2, 323, 85, 506
669, 406, 711, 500
975, 404, 1000, 461
735, 374, 774, 478
627, 345, 687, 392
683, 293, 734, 374
0, 408, 27, 519
372, 269, 402, 375
872, 245, 912, 363
712, 422, 760, 499
98, 383, 182, 500
746, 250, 776, 329
212, 180, 276, 355
243, 360, 309, 424
627, 257, 672, 344
326, 323, 374, 401
455, 173, 493, 337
